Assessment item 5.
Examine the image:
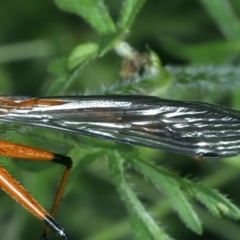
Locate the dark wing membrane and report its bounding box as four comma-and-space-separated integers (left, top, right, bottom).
1, 95, 240, 158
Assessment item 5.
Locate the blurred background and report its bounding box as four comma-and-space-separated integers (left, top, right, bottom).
0, 0, 240, 240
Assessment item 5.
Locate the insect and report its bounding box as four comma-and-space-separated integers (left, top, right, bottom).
0, 94, 240, 239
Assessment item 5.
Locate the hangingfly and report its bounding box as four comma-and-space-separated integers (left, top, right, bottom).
0, 94, 240, 239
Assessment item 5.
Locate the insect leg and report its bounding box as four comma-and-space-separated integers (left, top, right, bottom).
0, 140, 72, 239
42, 153, 72, 239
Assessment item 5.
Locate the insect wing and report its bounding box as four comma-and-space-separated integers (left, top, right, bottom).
1, 95, 240, 158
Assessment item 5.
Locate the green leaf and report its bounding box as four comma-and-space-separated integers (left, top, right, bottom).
186, 181, 240, 220
128, 154, 240, 232
44, 74, 69, 95
118, 0, 146, 30
165, 65, 240, 100
128, 155, 202, 234
55, 0, 116, 35
98, 32, 123, 56
159, 36, 240, 64
45, 66, 80, 95
108, 150, 171, 240
67, 42, 98, 70
46, 57, 72, 95
201, 0, 240, 40
47, 44, 100, 95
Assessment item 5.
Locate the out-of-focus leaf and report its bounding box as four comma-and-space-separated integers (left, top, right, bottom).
0, 40, 54, 64
159, 36, 240, 64
201, 0, 240, 40
67, 42, 98, 70
55, 0, 116, 35
118, 0, 146, 30
97, 32, 123, 56
165, 65, 240, 100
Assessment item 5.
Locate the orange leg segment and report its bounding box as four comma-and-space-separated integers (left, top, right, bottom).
0, 140, 72, 239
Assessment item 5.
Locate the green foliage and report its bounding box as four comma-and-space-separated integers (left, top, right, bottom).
55, 0, 116, 35
118, 0, 146, 30
109, 151, 171, 240
200, 0, 240, 40
127, 154, 202, 235
67, 42, 98, 70
159, 37, 240, 64
1, 1, 240, 240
